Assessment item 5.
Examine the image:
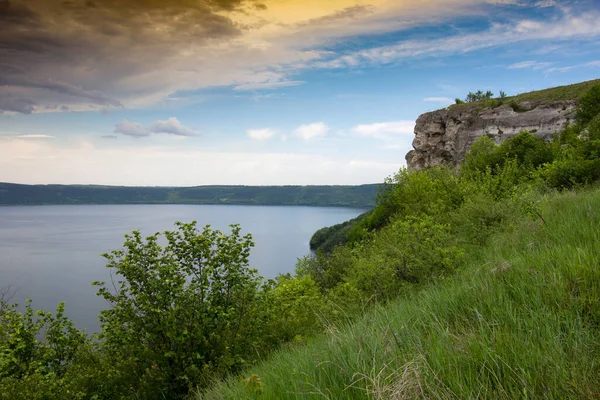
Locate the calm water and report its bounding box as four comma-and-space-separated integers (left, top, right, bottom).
0, 205, 363, 333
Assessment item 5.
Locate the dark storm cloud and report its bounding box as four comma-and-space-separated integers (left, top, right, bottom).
0, 0, 260, 113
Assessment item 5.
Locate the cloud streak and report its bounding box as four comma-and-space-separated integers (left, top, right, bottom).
423, 97, 455, 103
545, 60, 600, 74
114, 118, 199, 138
311, 10, 600, 70
508, 60, 555, 70
0, 132, 54, 139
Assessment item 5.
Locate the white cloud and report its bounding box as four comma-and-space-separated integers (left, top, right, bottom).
115, 118, 199, 138
0, 132, 54, 139
233, 81, 305, 91
294, 122, 329, 140
247, 128, 276, 141
17, 134, 54, 139
544, 66, 575, 73
353, 121, 415, 139
114, 120, 149, 138
0, 138, 399, 185
313, 10, 600, 70
352, 121, 415, 151
508, 60, 555, 70
423, 97, 455, 103
149, 117, 199, 137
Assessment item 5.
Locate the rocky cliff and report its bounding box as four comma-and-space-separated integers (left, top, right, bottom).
406, 100, 577, 170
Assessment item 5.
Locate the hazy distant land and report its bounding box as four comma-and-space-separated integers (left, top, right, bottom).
0, 182, 380, 208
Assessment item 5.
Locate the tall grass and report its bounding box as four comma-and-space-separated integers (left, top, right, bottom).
197, 187, 600, 399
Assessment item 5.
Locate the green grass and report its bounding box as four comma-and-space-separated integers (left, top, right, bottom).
450, 78, 600, 111
197, 187, 600, 399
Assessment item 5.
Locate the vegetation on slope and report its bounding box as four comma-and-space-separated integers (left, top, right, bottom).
311, 80, 600, 253
449, 78, 600, 111
199, 186, 600, 399
309, 212, 368, 253
1, 83, 599, 399
0, 183, 380, 208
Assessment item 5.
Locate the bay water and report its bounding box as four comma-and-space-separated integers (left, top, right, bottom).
0, 204, 363, 333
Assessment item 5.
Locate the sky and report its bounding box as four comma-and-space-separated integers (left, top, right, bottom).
0, 0, 599, 186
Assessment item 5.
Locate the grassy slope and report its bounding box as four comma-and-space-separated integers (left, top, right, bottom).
198, 187, 600, 399
450, 78, 600, 110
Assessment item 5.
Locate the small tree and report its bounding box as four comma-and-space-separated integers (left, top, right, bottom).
93, 222, 263, 397
465, 90, 495, 102
575, 84, 600, 126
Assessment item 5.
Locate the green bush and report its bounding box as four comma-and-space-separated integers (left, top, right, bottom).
345, 216, 464, 300
309, 213, 367, 253
508, 99, 525, 112
450, 190, 519, 244
0, 293, 88, 399
575, 83, 600, 125
348, 167, 463, 242
462, 131, 554, 180
296, 246, 356, 292
93, 222, 264, 397
260, 275, 328, 347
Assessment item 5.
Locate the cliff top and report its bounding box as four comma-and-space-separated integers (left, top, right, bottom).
449, 78, 600, 111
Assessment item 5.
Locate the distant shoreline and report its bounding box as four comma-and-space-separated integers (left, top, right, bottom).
0, 183, 381, 208
0, 203, 371, 209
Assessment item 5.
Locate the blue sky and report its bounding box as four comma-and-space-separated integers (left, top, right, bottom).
1, 0, 599, 185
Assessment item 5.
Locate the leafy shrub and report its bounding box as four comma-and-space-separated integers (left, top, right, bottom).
309, 212, 367, 253
345, 216, 464, 300
348, 167, 463, 242
260, 275, 328, 346
538, 158, 600, 188
575, 84, 600, 125
537, 104, 600, 189
296, 246, 356, 291
462, 131, 554, 179
450, 191, 519, 244
0, 292, 88, 399
508, 100, 525, 112
484, 98, 503, 108
93, 222, 264, 397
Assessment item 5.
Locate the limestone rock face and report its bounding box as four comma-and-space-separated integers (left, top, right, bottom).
406, 100, 577, 170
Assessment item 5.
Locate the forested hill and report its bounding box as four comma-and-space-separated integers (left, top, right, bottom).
0, 183, 380, 207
